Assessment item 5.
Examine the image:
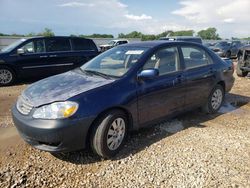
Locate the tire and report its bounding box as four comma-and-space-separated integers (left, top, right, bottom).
225, 51, 231, 58
202, 84, 224, 114
91, 110, 128, 158
236, 62, 248, 77
0, 66, 15, 86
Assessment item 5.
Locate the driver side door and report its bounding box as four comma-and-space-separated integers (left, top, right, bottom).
137, 46, 186, 126
14, 39, 50, 78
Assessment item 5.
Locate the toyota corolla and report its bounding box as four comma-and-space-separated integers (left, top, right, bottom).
12, 41, 234, 158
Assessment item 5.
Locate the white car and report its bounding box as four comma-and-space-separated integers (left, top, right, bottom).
100, 39, 129, 52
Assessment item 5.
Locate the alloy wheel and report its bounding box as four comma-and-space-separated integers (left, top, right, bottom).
106, 117, 126, 151
0, 69, 13, 84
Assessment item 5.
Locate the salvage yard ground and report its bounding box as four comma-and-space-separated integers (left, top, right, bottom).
0, 61, 250, 187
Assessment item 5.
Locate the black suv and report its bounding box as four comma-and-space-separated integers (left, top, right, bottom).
236, 45, 250, 77
0, 36, 99, 86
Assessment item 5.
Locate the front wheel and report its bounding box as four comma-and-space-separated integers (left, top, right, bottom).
91, 110, 128, 158
202, 85, 224, 114
0, 67, 15, 86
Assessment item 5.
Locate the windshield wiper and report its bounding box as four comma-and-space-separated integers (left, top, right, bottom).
83, 69, 114, 79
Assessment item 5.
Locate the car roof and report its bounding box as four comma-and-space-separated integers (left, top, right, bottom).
123, 40, 202, 48
241, 45, 250, 50
25, 36, 91, 40
112, 39, 128, 42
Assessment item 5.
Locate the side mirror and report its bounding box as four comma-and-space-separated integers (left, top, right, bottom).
17, 48, 25, 55
138, 69, 159, 80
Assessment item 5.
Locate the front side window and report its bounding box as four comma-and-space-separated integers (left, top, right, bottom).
46, 38, 71, 52
181, 46, 212, 69
20, 39, 45, 54
143, 47, 180, 76
81, 46, 148, 77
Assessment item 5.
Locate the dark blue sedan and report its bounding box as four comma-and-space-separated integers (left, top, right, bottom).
12, 41, 235, 158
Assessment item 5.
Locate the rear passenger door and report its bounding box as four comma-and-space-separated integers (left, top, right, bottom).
71, 38, 98, 68
45, 38, 76, 74
180, 45, 216, 108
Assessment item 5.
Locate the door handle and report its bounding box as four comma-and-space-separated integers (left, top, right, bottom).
40, 55, 48, 58
49, 55, 57, 57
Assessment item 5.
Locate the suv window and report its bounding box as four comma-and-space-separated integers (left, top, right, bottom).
143, 47, 180, 76
181, 46, 212, 69
117, 41, 128, 45
20, 39, 45, 53
46, 38, 71, 52
71, 38, 97, 51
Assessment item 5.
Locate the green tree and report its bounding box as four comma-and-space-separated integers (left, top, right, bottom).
172, 30, 194, 36
38, 28, 55, 37
197, 27, 220, 40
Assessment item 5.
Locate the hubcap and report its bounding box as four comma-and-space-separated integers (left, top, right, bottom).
0, 69, 12, 84
107, 118, 126, 151
211, 89, 223, 110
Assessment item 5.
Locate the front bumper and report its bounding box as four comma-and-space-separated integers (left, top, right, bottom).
12, 105, 95, 153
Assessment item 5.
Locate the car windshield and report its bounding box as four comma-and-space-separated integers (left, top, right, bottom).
108, 41, 116, 46
81, 46, 149, 78
1, 39, 26, 52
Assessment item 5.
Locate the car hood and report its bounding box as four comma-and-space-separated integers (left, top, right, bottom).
22, 69, 115, 107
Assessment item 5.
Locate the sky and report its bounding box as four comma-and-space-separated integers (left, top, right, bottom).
0, 0, 249, 38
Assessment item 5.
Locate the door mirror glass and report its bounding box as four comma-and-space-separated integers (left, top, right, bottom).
138, 69, 159, 80
17, 48, 25, 55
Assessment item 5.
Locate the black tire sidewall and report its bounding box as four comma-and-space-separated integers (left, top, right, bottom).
207, 85, 224, 113
91, 110, 128, 158
0, 66, 15, 86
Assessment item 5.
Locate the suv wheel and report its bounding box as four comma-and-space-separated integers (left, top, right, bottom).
202, 85, 224, 114
91, 110, 128, 158
236, 62, 248, 77
0, 67, 15, 86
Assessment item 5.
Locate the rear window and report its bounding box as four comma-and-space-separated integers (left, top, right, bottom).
71, 38, 97, 51
46, 38, 71, 52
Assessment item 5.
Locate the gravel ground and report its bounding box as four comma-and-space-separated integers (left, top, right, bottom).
0, 63, 250, 187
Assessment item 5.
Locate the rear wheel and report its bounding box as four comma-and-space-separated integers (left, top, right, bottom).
202, 85, 224, 114
236, 62, 248, 77
91, 110, 128, 158
0, 67, 15, 86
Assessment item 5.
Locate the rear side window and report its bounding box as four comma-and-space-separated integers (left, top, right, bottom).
117, 41, 128, 45
181, 46, 212, 69
71, 38, 97, 51
46, 38, 71, 52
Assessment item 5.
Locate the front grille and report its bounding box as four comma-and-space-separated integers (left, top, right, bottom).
16, 95, 33, 115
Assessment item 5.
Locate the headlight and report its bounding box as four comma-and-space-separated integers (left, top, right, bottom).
33, 101, 79, 119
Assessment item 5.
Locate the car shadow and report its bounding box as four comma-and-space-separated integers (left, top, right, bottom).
52, 93, 250, 164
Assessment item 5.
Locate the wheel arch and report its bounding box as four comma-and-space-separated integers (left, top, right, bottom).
217, 80, 225, 93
